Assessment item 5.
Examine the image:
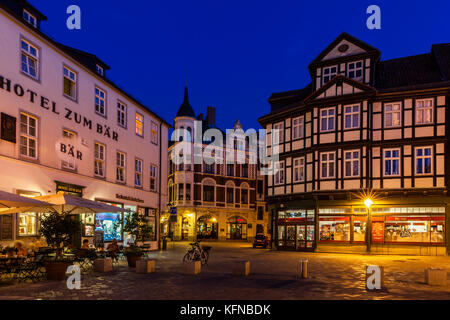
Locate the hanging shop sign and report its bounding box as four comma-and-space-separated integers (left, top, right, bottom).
0, 113, 16, 143
0, 75, 119, 142
115, 194, 145, 203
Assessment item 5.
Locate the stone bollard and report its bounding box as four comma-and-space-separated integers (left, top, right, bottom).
94, 258, 113, 272
298, 259, 309, 279
425, 268, 447, 286
182, 261, 201, 275
232, 261, 250, 276
136, 259, 156, 274
366, 265, 385, 291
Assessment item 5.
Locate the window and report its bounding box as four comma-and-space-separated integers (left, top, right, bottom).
416, 147, 432, 175
274, 161, 284, 185
344, 105, 359, 129
203, 185, 215, 202
19, 113, 37, 159
62, 129, 76, 170
320, 108, 335, 132
344, 150, 360, 177
319, 216, 350, 242
241, 164, 249, 178
257, 207, 264, 221
241, 188, 248, 204
96, 64, 104, 76
21, 39, 39, 79
293, 157, 305, 182
117, 101, 127, 128
135, 159, 143, 187
321, 152, 335, 179
227, 164, 234, 176
226, 186, 234, 204
347, 61, 363, 81
136, 113, 144, 137
23, 9, 37, 27
18, 213, 37, 236
185, 184, 191, 201
116, 152, 126, 183
178, 184, 184, 201
151, 121, 158, 144
63, 66, 77, 99
384, 149, 400, 176
272, 122, 284, 144
150, 165, 157, 191
94, 143, 105, 177
416, 99, 433, 125
384, 103, 401, 128
292, 116, 304, 139
204, 162, 215, 174
322, 66, 337, 84
95, 87, 106, 116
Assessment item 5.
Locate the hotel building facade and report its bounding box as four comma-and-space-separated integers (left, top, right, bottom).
259, 33, 450, 255
0, 0, 169, 249
161, 88, 268, 242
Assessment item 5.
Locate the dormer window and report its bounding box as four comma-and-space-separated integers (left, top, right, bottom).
96, 65, 104, 76
23, 9, 37, 28
347, 61, 363, 81
322, 66, 337, 84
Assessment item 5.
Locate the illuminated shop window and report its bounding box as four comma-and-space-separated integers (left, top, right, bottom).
18, 212, 37, 236
319, 216, 350, 242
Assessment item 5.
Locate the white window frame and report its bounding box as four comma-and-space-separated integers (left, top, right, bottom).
116, 151, 126, 183
96, 64, 104, 76
23, 9, 37, 27
322, 65, 337, 84
344, 104, 360, 129
293, 157, 305, 183
19, 113, 38, 159
117, 101, 127, 128
274, 161, 285, 185
150, 164, 157, 192
95, 87, 106, 116
416, 99, 434, 125
94, 142, 105, 177
292, 116, 304, 140
63, 66, 77, 100
347, 61, 363, 81
136, 112, 144, 137
272, 122, 284, 144
415, 147, 433, 176
151, 121, 159, 145
135, 158, 143, 187
344, 150, 360, 178
320, 152, 335, 179
384, 103, 402, 128
320, 107, 335, 132
383, 148, 401, 177
20, 39, 39, 80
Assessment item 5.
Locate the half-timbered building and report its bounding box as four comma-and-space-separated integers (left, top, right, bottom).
259, 33, 450, 255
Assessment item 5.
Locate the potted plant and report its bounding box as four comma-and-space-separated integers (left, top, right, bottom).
118, 211, 153, 267
39, 212, 80, 281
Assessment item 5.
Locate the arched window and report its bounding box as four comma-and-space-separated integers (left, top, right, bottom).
240, 182, 249, 205
168, 179, 174, 204
225, 181, 235, 204
186, 127, 192, 142
202, 178, 215, 203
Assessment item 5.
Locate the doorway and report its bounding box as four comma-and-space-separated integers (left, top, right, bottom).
227, 216, 248, 240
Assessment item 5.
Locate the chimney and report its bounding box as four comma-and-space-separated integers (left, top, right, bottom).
197, 113, 204, 121
206, 106, 216, 126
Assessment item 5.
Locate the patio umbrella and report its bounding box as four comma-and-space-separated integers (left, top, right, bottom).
0, 190, 53, 211
0, 193, 129, 215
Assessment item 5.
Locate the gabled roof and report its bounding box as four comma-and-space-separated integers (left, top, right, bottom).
432, 43, 450, 81
176, 86, 196, 118
268, 83, 313, 112
309, 32, 380, 67
56, 43, 111, 74
303, 75, 376, 103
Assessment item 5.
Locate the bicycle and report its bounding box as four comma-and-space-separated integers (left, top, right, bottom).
183, 242, 211, 265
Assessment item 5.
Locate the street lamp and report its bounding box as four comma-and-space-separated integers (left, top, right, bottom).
365, 198, 373, 253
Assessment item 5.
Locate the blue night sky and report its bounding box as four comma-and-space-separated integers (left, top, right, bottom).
29, 0, 450, 130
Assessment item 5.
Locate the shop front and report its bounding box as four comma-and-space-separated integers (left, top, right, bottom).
277, 209, 315, 251
197, 215, 218, 240
227, 216, 248, 240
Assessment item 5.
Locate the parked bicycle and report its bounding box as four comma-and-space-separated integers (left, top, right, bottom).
183, 242, 212, 265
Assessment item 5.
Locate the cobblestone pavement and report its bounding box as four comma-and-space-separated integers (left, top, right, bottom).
0, 242, 449, 300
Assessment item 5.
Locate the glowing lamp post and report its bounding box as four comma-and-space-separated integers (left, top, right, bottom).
365, 198, 373, 253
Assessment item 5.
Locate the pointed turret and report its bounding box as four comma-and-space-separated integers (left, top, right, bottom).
176, 86, 196, 118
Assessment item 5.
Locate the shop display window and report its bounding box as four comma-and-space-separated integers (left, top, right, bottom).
384, 216, 436, 244
278, 225, 285, 246
431, 217, 445, 244
306, 225, 315, 248
319, 216, 350, 242
353, 217, 366, 242
95, 213, 122, 242
18, 212, 37, 236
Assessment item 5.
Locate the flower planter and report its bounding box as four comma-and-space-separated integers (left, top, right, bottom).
126, 255, 142, 268
46, 261, 70, 281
